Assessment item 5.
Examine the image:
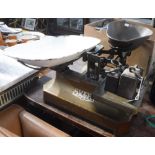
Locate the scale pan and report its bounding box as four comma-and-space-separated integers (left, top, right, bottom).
107, 20, 153, 50
3, 35, 100, 67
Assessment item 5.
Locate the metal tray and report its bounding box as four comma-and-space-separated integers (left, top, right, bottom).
107, 20, 153, 50
4, 35, 101, 67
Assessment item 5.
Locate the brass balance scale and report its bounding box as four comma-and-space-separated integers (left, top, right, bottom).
4, 20, 153, 135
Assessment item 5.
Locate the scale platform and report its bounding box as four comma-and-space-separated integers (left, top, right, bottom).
43, 70, 138, 135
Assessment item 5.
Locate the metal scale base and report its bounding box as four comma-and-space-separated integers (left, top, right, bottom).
43, 70, 138, 135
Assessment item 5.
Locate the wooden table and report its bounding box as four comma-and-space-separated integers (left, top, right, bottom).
24, 71, 114, 137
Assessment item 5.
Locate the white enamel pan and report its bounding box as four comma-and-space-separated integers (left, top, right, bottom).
3, 35, 101, 68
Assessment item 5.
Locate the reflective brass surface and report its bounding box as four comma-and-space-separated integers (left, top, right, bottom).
43, 71, 137, 133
